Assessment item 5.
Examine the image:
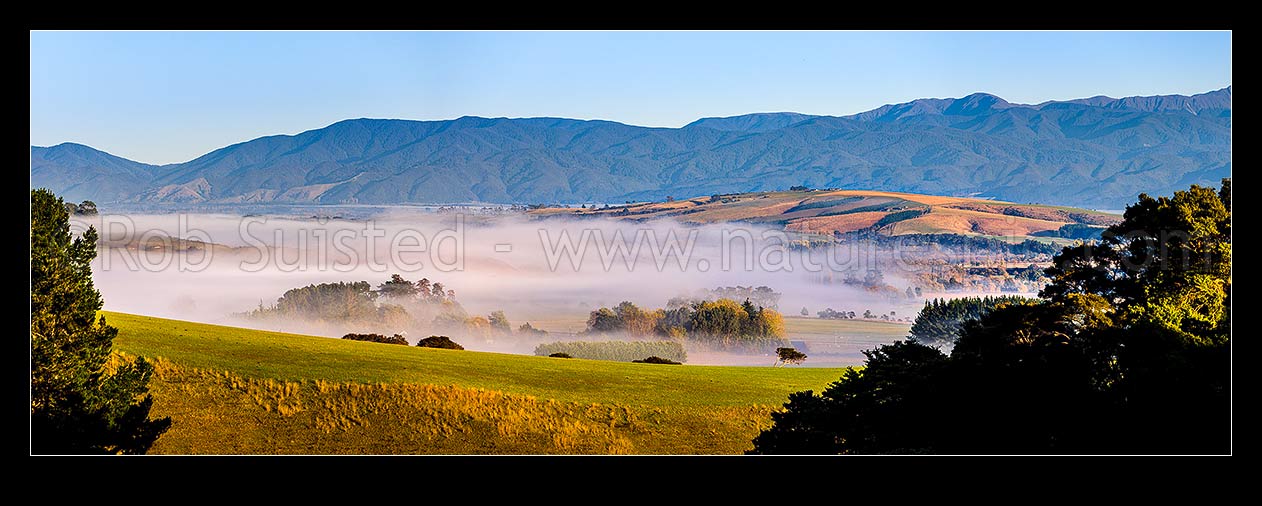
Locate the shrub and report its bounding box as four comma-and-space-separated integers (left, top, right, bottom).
548, 353, 573, 359
632, 356, 681, 365
417, 335, 464, 350
534, 341, 687, 363
342, 333, 408, 345
775, 347, 808, 366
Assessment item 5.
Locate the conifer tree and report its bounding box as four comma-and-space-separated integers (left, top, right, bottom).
30, 189, 171, 454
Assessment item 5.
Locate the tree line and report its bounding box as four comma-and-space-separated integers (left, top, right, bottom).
815, 307, 907, 322
703, 286, 782, 310
908, 295, 1034, 344
243, 274, 547, 342
64, 200, 98, 216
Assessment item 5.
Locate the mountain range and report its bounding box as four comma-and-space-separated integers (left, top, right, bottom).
30, 87, 1231, 209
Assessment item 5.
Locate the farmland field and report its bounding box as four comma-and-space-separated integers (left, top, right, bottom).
108, 312, 847, 454
531, 189, 1119, 240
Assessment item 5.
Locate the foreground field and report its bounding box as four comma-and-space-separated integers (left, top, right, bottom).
108, 312, 847, 454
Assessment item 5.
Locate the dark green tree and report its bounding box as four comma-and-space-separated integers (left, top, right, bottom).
416, 335, 464, 350
585, 307, 621, 334
77, 200, 98, 216
775, 347, 808, 367
31, 189, 171, 454
751, 180, 1231, 454
908, 295, 1034, 344
378, 273, 420, 299
751, 341, 947, 454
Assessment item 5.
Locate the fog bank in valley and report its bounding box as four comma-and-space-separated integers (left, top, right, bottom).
76, 211, 927, 362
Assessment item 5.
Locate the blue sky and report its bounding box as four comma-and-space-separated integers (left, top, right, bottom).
30, 31, 1231, 164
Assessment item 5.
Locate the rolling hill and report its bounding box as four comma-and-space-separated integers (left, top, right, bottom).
31, 88, 1230, 208
107, 312, 844, 454
533, 189, 1121, 242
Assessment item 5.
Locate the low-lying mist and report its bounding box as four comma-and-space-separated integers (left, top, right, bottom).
75, 210, 931, 363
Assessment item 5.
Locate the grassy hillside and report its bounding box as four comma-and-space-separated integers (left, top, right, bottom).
532, 189, 1120, 242
108, 312, 846, 454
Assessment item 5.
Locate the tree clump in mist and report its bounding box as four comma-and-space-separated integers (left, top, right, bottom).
242, 280, 412, 334
488, 311, 512, 335
582, 298, 788, 352
241, 273, 477, 340
518, 322, 549, 337
31, 189, 171, 454
750, 180, 1231, 454
774, 347, 808, 367
705, 286, 782, 310
816, 308, 857, 320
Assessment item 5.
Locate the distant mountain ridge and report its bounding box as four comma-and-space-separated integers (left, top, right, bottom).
30, 143, 162, 203
684, 112, 819, 132
1043, 87, 1232, 115
31, 87, 1231, 208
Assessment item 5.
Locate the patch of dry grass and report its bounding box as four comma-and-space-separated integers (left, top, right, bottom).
888, 207, 1067, 236
785, 211, 890, 234
137, 355, 780, 454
